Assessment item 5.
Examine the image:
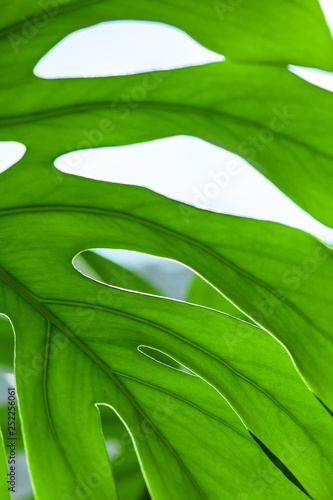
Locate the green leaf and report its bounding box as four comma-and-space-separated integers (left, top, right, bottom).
1, 167, 332, 412
0, 0, 332, 74
0, 401, 146, 500
186, 274, 248, 319
77, 251, 162, 296
0, 254, 160, 500
0, 167, 332, 498
1, 1, 332, 498
2, 62, 333, 226
0, 428, 10, 500
0, 316, 14, 367
99, 406, 147, 500
78, 252, 189, 371
0, 385, 145, 499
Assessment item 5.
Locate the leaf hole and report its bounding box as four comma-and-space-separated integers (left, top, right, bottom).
34, 20, 223, 78
289, 65, 333, 91
104, 439, 123, 460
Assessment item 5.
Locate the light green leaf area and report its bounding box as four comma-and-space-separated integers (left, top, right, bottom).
0, 317, 17, 498
2, 62, 333, 226
81, 251, 247, 321
0, 398, 145, 500
0, 303, 144, 500
99, 406, 147, 500
0, 166, 333, 499
1, 166, 333, 412
78, 252, 193, 374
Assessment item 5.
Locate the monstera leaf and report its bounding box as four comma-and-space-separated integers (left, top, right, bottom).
2, 63, 333, 227
1, 1, 333, 226
186, 274, 248, 319
76, 251, 162, 297
0, 430, 10, 500
1, 0, 332, 72
0, 165, 332, 499
0, 0, 333, 498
